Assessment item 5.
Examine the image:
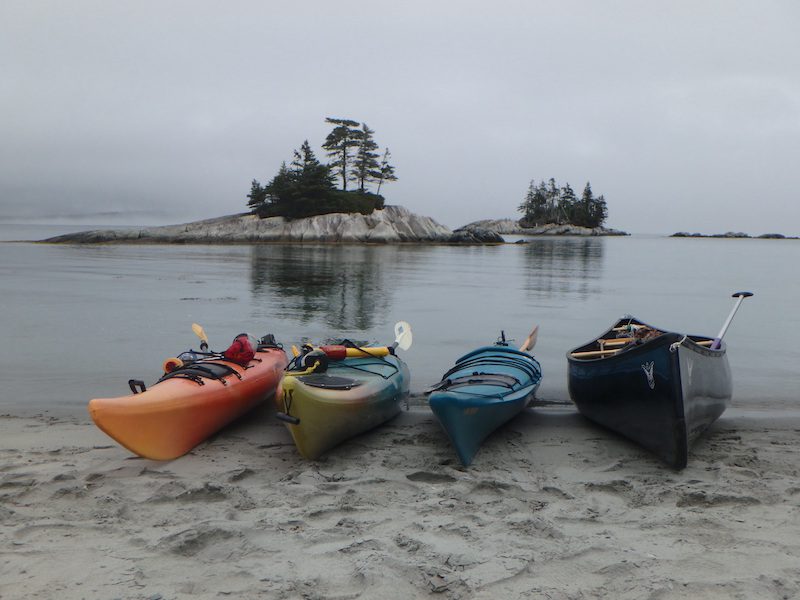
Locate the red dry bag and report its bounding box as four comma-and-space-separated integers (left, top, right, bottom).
223, 333, 256, 366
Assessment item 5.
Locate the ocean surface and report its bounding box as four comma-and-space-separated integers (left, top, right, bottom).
1, 223, 797, 416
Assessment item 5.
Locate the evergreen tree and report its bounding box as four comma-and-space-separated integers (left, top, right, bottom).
545, 178, 559, 222
351, 124, 380, 192
589, 194, 608, 227
322, 117, 361, 191
290, 140, 335, 200
574, 182, 594, 227
247, 179, 267, 213
373, 148, 397, 195
263, 162, 293, 206
518, 181, 534, 223
518, 180, 544, 225
517, 178, 609, 227
558, 182, 577, 224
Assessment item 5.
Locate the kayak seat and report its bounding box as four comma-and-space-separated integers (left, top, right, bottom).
296, 374, 363, 390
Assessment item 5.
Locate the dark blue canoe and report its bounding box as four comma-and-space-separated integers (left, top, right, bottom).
427, 342, 542, 466
567, 316, 732, 469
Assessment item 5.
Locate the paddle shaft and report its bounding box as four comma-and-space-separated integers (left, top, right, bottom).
711, 291, 753, 349
319, 345, 391, 359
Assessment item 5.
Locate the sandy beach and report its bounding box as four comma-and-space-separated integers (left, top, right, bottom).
2, 403, 799, 600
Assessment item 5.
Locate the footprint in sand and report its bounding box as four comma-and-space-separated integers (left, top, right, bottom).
677, 491, 761, 508
155, 527, 239, 557
406, 471, 456, 484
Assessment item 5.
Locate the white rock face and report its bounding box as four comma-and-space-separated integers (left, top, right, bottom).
44, 205, 453, 244
461, 218, 628, 236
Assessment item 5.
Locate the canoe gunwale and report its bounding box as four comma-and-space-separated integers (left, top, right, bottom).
567, 316, 722, 362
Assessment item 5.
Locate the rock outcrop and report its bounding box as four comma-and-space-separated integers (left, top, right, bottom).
43, 205, 453, 244
448, 227, 505, 244
460, 218, 628, 236
671, 231, 797, 239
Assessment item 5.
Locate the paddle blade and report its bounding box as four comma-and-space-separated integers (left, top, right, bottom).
191, 323, 208, 344
519, 325, 539, 351
192, 323, 209, 351
394, 321, 413, 351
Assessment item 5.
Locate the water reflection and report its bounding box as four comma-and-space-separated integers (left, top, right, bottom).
250, 245, 391, 330
520, 237, 605, 298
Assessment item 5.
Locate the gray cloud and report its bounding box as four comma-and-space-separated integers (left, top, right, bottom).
2, 0, 799, 233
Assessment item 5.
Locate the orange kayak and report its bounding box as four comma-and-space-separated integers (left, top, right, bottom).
88, 344, 288, 460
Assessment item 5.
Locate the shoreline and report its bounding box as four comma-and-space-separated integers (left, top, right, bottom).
2, 405, 799, 598
35, 207, 630, 245
671, 232, 800, 240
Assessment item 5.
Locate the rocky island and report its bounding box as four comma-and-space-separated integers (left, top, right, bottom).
671, 231, 798, 239
42, 205, 457, 244
459, 218, 628, 237
42, 208, 629, 245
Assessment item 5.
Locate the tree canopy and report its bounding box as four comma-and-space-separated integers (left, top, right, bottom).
247, 118, 397, 219
518, 178, 608, 228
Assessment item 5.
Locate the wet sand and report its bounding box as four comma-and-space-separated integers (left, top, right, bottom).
1, 404, 799, 599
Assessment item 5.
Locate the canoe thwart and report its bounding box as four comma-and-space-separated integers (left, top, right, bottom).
577, 337, 715, 358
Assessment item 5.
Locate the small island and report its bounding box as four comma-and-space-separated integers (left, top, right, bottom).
671, 231, 798, 240
457, 178, 628, 237
43, 120, 626, 244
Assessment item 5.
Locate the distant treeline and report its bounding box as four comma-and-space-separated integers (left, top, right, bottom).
247, 118, 397, 219
518, 179, 608, 228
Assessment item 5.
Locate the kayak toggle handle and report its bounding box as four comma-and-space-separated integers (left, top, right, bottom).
276, 412, 300, 425
128, 379, 147, 394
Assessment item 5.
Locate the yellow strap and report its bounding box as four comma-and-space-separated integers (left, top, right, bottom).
283, 360, 320, 377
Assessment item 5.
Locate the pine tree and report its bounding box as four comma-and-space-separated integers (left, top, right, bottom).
350, 124, 381, 192
518, 180, 552, 225
322, 117, 361, 191
289, 140, 335, 201
589, 194, 608, 227
545, 179, 559, 223
558, 182, 577, 224
373, 148, 397, 195
571, 182, 593, 227
247, 179, 268, 213
263, 162, 294, 206
518, 177, 610, 227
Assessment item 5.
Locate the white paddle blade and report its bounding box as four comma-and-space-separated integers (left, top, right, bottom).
191, 323, 208, 344
394, 321, 413, 351
519, 325, 539, 351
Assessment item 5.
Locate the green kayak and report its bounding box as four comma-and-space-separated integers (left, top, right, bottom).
275, 339, 411, 459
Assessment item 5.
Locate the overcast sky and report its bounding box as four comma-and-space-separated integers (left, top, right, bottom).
2, 1, 799, 234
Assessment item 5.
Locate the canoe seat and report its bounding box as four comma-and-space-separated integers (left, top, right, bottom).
296, 374, 363, 390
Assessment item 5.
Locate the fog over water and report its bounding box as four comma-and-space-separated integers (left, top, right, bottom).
2, 1, 799, 234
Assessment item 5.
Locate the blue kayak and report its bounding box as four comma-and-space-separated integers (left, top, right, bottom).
427, 343, 542, 466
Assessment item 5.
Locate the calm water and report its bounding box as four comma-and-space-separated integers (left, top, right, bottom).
1, 224, 797, 416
